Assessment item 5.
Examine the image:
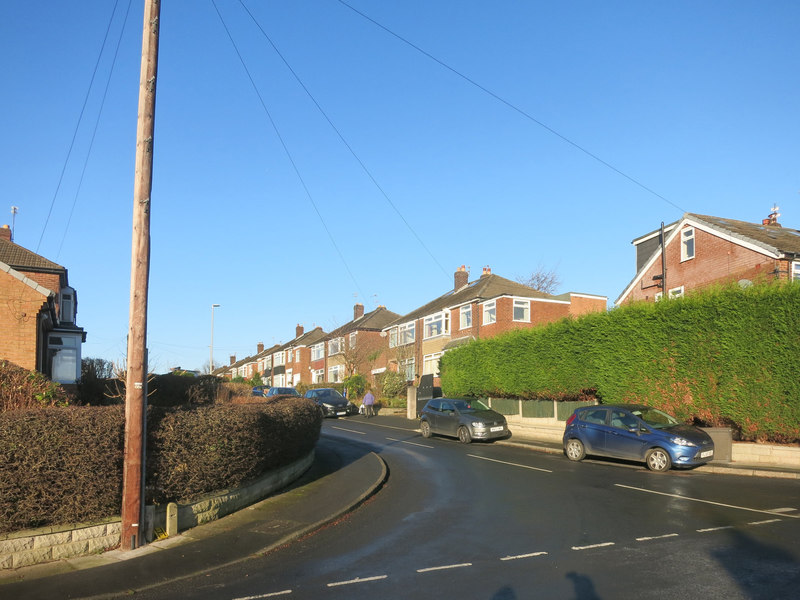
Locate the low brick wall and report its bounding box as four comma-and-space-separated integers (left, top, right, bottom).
0, 450, 314, 571
732, 442, 800, 468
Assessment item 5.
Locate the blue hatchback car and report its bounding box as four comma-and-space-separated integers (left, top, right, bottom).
563, 404, 714, 471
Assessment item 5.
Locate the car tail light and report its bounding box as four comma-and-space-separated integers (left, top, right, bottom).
565, 414, 576, 426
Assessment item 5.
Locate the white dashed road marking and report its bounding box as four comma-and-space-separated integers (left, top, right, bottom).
330, 426, 366, 435
500, 551, 548, 561
386, 437, 435, 448
233, 590, 292, 599
636, 533, 679, 542
572, 542, 615, 551
327, 575, 388, 587
697, 526, 734, 533
748, 519, 782, 525
615, 484, 800, 519
467, 454, 552, 473
417, 563, 472, 573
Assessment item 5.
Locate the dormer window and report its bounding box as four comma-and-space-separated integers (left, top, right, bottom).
59, 286, 76, 324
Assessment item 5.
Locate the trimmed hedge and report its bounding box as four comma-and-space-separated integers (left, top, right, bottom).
0, 398, 322, 534
440, 282, 800, 443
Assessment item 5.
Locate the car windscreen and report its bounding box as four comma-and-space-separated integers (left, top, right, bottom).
631, 408, 679, 429
318, 390, 344, 400
451, 399, 489, 412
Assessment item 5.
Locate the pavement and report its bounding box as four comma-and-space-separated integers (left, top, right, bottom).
1, 413, 798, 599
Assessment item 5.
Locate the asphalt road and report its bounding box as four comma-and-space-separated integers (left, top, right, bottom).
131, 416, 800, 600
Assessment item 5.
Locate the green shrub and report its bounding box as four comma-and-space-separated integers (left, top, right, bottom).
441, 282, 800, 442
0, 360, 70, 411
344, 374, 367, 399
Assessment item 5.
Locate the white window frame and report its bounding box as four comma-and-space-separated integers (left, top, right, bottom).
312, 368, 324, 383
668, 286, 685, 299
482, 300, 496, 325
311, 343, 324, 361
273, 352, 284, 367
399, 322, 415, 345
400, 358, 415, 381
422, 352, 443, 377
295, 349, 302, 363
265, 356, 272, 369
460, 305, 472, 330
513, 299, 530, 322
328, 364, 344, 383
349, 332, 357, 349
424, 311, 449, 339
328, 337, 344, 355
681, 227, 695, 261
792, 261, 800, 281
388, 328, 398, 348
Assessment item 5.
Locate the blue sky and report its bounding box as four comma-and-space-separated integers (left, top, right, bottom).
2, 1, 798, 373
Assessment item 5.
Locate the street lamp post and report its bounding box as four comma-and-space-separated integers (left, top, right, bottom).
210, 304, 220, 374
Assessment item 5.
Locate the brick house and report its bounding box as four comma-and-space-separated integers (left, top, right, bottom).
0, 224, 86, 383
316, 304, 400, 386
616, 211, 800, 304
383, 266, 607, 385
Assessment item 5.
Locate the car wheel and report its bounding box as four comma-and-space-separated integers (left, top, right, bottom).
565, 438, 586, 461
457, 426, 472, 444
420, 420, 432, 438
645, 448, 672, 472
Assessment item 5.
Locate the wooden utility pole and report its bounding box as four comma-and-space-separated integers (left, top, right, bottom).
121, 0, 160, 551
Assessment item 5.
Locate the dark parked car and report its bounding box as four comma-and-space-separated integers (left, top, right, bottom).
304, 388, 356, 417
266, 387, 300, 397
419, 398, 509, 443
563, 404, 715, 472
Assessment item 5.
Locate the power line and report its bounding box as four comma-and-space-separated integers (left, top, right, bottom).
211, 0, 366, 301
37, 0, 125, 253
336, 0, 687, 215
238, 0, 450, 279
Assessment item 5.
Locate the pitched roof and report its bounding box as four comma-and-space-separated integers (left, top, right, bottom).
387, 273, 561, 326
616, 212, 800, 304
328, 306, 401, 338
0, 237, 66, 274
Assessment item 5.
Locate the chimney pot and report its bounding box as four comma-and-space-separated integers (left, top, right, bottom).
454, 265, 469, 290
0, 225, 11, 241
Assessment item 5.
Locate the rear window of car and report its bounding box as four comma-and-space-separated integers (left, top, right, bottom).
580, 408, 607, 425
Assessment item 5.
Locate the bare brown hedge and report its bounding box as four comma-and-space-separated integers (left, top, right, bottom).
0, 398, 322, 534
0, 360, 70, 411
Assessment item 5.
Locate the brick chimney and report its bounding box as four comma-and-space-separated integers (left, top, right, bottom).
229, 355, 236, 365
257, 342, 264, 354
354, 303, 364, 320
454, 265, 469, 291
481, 266, 492, 277
762, 206, 782, 227
296, 324, 304, 338
0, 225, 11, 241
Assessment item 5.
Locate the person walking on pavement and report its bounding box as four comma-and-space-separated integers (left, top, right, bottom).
363, 388, 375, 418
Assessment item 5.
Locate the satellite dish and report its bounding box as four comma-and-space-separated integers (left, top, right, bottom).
738, 279, 753, 289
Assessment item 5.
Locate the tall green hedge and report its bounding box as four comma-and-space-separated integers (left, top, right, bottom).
440, 283, 800, 443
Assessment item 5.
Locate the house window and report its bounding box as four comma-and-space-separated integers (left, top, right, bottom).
792, 261, 800, 281
59, 287, 75, 324
424, 311, 449, 339
328, 337, 343, 355
668, 286, 684, 299
273, 373, 285, 386
681, 227, 695, 261
311, 343, 324, 361
312, 368, 324, 383
273, 352, 284, 366
423, 352, 443, 377
400, 358, 415, 381
295, 349, 302, 363
399, 322, 415, 345
265, 356, 272, 369
483, 300, 496, 325
48, 334, 80, 383
460, 305, 472, 330
513, 299, 530, 322
328, 364, 344, 383
350, 332, 357, 349
388, 328, 398, 348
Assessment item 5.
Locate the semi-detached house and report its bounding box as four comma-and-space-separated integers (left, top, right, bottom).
383, 266, 607, 386
616, 210, 800, 305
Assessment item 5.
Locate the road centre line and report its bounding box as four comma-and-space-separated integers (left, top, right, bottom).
327, 575, 388, 587
468, 454, 552, 472
417, 563, 472, 573
697, 526, 734, 533
500, 551, 548, 561
233, 590, 292, 599
748, 518, 782, 526
386, 436, 435, 448
615, 484, 800, 519
770, 507, 797, 513
636, 533, 679, 542
572, 542, 615, 551
330, 426, 366, 435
